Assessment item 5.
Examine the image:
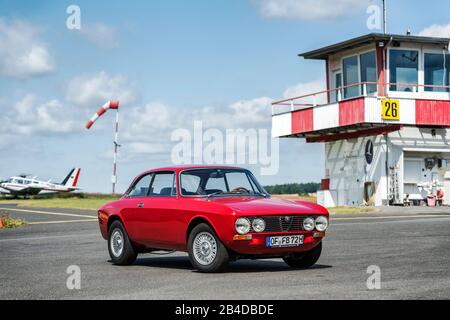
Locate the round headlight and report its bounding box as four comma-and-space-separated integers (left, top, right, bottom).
252, 218, 266, 233
315, 216, 329, 232
303, 217, 315, 231
235, 218, 251, 235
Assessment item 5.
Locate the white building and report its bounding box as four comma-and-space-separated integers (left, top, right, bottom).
272, 33, 450, 207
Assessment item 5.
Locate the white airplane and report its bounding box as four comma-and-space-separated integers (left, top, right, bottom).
0, 168, 81, 197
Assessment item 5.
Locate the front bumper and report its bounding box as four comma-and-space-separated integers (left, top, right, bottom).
224, 231, 325, 255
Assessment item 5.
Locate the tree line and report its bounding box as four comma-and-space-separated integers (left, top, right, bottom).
264, 183, 320, 195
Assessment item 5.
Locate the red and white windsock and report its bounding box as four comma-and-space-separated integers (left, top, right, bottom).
85, 100, 119, 129
85, 100, 121, 194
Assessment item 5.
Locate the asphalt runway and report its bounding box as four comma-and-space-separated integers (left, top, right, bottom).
1, 205, 450, 299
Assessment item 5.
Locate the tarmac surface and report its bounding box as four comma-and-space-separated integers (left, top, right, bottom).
1, 204, 450, 299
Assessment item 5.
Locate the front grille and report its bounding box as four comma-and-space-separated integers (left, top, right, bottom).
250, 216, 307, 233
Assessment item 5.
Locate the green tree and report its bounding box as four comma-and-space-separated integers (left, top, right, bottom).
264, 183, 320, 195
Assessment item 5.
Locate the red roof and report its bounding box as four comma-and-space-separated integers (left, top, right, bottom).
143, 165, 244, 174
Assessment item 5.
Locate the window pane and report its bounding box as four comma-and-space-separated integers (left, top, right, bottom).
150, 173, 175, 196
180, 174, 201, 194
180, 169, 264, 196
129, 174, 152, 197
205, 177, 227, 193
360, 51, 377, 94
424, 53, 450, 92
226, 172, 255, 192
334, 73, 342, 102
343, 56, 359, 99
389, 50, 418, 92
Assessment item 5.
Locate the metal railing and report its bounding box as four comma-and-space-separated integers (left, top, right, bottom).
272, 82, 450, 115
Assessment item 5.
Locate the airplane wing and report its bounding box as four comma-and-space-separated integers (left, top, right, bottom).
4, 186, 44, 196
0, 187, 11, 194
24, 186, 45, 192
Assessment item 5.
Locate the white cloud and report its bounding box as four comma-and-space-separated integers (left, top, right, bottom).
283, 80, 326, 99
119, 80, 326, 158
119, 96, 273, 158
254, 0, 370, 21
0, 18, 54, 78
1, 94, 79, 136
65, 71, 137, 108
79, 23, 119, 49
0, 71, 137, 146
418, 23, 450, 38
283, 80, 327, 105
127, 142, 168, 155
0, 75, 320, 165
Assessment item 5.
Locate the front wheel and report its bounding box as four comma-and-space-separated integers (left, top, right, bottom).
188, 223, 229, 273
283, 242, 322, 268
108, 220, 137, 265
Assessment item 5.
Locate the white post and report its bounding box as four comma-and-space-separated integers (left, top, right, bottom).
112, 109, 120, 194
383, 0, 387, 34
290, 100, 294, 111
313, 94, 317, 107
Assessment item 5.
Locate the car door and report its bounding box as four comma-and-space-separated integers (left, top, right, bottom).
139, 171, 181, 249
121, 173, 154, 245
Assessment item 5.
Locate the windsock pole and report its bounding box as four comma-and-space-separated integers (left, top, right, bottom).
112, 108, 120, 194
85, 100, 120, 194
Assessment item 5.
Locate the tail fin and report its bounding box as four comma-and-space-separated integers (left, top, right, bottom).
61, 168, 81, 188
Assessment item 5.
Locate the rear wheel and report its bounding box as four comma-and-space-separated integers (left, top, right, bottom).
283, 242, 322, 268
108, 220, 137, 265
188, 223, 229, 273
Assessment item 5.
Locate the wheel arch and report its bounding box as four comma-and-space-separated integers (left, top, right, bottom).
186, 216, 220, 242
107, 215, 124, 233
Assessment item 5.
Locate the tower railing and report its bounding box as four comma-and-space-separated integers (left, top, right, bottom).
272, 82, 450, 115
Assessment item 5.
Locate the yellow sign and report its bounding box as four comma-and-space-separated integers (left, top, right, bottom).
381, 99, 400, 120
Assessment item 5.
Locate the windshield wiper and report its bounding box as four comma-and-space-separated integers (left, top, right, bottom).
206, 191, 269, 198
206, 191, 224, 198
252, 191, 269, 198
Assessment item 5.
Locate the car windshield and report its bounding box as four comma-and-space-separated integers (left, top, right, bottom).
180, 168, 268, 197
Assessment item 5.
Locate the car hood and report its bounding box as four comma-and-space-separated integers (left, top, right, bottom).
204, 196, 328, 216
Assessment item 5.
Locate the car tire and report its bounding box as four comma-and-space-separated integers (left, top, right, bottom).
108, 220, 138, 265
283, 241, 322, 269
188, 223, 229, 273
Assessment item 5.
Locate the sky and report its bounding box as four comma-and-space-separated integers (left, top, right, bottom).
1, 0, 450, 193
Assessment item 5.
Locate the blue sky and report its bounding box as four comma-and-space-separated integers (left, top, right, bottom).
1, 0, 450, 193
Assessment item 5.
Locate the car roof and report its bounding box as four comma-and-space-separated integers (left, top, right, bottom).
142, 165, 245, 174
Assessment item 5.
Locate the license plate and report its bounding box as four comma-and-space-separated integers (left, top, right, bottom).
266, 235, 304, 248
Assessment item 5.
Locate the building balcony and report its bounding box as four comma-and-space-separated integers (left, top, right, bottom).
272, 82, 450, 142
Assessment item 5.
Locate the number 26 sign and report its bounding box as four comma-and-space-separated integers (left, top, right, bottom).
381, 99, 400, 121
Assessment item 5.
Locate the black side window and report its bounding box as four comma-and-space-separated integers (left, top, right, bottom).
149, 172, 176, 196
128, 174, 153, 198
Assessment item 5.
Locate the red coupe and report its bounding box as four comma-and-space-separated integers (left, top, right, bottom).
98, 166, 329, 272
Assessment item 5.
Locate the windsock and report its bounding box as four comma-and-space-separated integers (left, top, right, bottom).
85, 100, 120, 129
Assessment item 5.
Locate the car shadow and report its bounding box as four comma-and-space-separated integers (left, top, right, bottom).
133, 256, 193, 270
129, 255, 332, 273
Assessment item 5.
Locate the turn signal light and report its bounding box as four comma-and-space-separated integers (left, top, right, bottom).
313, 232, 326, 238
233, 234, 253, 241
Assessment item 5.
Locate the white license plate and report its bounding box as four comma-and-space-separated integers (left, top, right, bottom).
266, 235, 304, 248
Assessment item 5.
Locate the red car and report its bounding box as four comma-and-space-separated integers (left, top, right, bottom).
98, 166, 329, 272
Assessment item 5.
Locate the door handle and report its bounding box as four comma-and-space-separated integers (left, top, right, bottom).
137, 202, 144, 208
